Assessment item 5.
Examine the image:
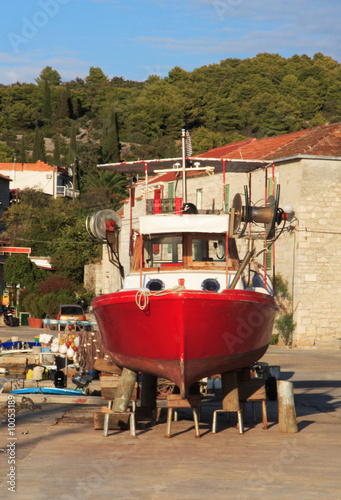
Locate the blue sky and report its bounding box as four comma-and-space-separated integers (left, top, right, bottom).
0, 0, 340, 84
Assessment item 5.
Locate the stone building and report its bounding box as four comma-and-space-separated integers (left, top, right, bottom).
85, 123, 341, 349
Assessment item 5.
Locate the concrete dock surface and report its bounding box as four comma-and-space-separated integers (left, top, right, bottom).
1, 341, 341, 500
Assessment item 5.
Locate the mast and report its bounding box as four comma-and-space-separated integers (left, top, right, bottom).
181, 128, 187, 204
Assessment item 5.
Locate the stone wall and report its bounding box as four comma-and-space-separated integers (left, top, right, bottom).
291, 159, 341, 348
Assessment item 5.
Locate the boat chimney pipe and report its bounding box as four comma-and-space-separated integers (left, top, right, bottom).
181, 128, 187, 204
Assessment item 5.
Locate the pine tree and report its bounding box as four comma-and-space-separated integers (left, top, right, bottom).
101, 107, 120, 163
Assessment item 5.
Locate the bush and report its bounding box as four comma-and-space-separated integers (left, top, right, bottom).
22, 289, 78, 318
56, 290, 77, 305
270, 333, 279, 345
275, 313, 296, 346
39, 290, 77, 318
274, 275, 296, 345
76, 289, 95, 311
37, 276, 75, 296
22, 293, 45, 318
38, 293, 60, 318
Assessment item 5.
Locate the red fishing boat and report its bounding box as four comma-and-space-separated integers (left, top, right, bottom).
91, 130, 290, 397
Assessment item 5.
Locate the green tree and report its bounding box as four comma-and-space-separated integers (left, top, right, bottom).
85, 67, 108, 86
4, 254, 38, 290
53, 135, 61, 166
43, 80, 52, 120
48, 205, 101, 283
56, 84, 73, 119
67, 122, 78, 166
101, 107, 120, 163
36, 66, 62, 86
2, 190, 100, 285
18, 135, 26, 164
0, 143, 14, 162
70, 122, 77, 154
32, 128, 46, 162
81, 170, 128, 210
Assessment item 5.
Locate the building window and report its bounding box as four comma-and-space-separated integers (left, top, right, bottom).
224, 184, 230, 213
196, 189, 202, 210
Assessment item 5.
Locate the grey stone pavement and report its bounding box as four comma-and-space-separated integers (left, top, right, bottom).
0, 325, 340, 500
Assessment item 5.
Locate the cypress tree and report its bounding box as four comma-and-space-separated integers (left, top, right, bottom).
101, 107, 120, 163
70, 122, 77, 154
19, 135, 26, 164
32, 129, 40, 162
53, 135, 61, 166
67, 123, 77, 166
43, 80, 52, 120
56, 85, 73, 119
32, 128, 46, 162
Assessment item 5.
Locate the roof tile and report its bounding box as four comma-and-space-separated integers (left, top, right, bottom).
200, 123, 341, 161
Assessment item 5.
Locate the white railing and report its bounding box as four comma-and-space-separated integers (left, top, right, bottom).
56, 186, 80, 198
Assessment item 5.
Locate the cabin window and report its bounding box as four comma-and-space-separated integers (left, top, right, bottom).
137, 233, 239, 272
144, 236, 182, 267
192, 236, 226, 262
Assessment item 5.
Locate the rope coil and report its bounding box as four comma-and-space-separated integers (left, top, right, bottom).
135, 286, 185, 311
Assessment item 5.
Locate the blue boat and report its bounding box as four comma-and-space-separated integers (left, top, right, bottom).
11, 387, 85, 396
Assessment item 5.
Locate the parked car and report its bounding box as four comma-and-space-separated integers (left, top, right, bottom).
57, 304, 86, 323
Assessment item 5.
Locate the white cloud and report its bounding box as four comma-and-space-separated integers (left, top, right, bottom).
0, 53, 31, 64
0, 51, 90, 84
135, 36, 223, 54
135, 0, 341, 65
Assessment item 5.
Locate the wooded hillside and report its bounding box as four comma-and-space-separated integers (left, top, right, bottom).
1, 52, 341, 175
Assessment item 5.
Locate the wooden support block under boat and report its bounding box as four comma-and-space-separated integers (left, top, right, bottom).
94, 358, 122, 375
221, 371, 240, 412
238, 379, 266, 401
166, 394, 201, 408
141, 373, 157, 409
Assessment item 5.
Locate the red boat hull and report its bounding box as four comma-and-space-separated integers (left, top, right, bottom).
92, 289, 276, 397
